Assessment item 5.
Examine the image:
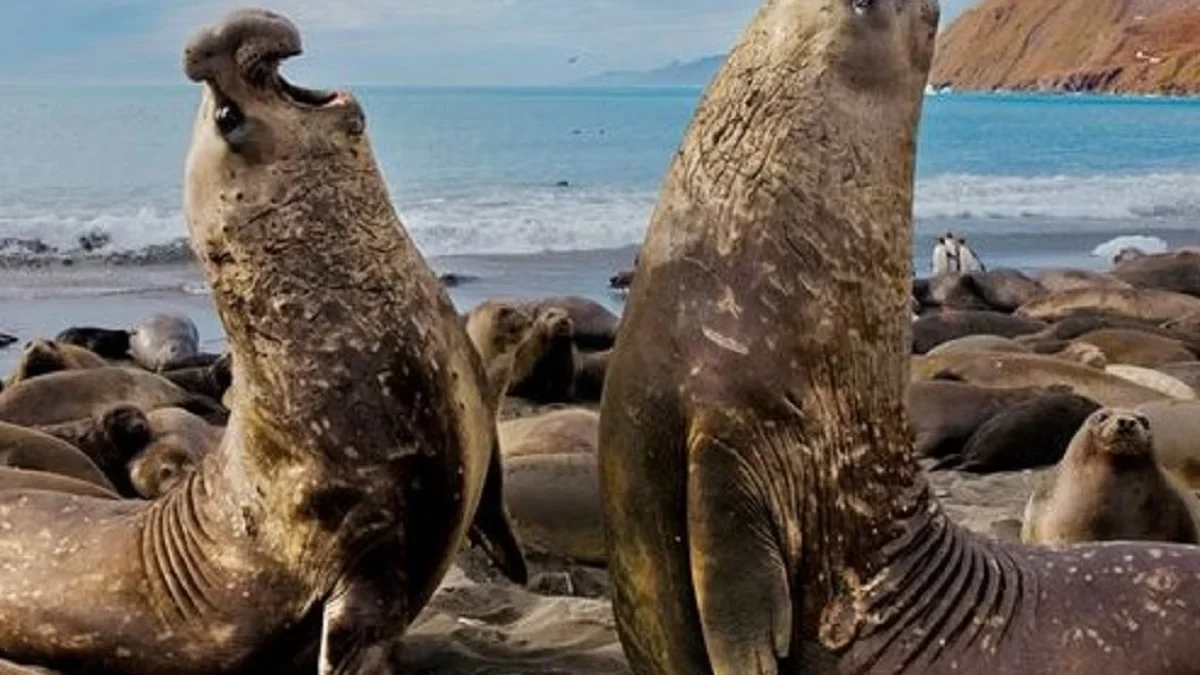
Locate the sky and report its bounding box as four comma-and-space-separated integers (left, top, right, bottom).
0, 0, 979, 86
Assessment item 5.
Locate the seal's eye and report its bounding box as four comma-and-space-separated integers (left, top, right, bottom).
215, 103, 249, 144
852, 0, 875, 14
1093, 410, 1111, 425
1135, 414, 1151, 431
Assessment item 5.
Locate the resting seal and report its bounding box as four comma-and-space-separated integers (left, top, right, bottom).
599, 1, 1200, 672
129, 313, 201, 371
125, 408, 224, 498
1133, 399, 1200, 489
1033, 268, 1132, 293
911, 310, 1045, 354
1072, 328, 1195, 367
0, 366, 225, 426
1016, 287, 1200, 323
518, 296, 619, 352
1112, 249, 1200, 297
931, 391, 1100, 473
1022, 408, 1200, 545
34, 404, 153, 496
0, 421, 115, 490
1105, 364, 1197, 400
4, 338, 107, 388
159, 352, 232, 402
0, 10, 524, 674
906, 380, 1048, 458
54, 326, 131, 361
924, 334, 1029, 356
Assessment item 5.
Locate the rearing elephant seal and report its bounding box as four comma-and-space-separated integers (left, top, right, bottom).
600, 0, 1200, 672
0, 10, 524, 674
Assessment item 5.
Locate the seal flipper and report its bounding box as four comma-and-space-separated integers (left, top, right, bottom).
688, 435, 792, 675
318, 543, 405, 675
467, 440, 529, 585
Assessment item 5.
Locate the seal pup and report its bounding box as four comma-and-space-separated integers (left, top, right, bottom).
34, 405, 156, 498
54, 326, 131, 360
600, 0, 1200, 671
4, 338, 107, 388
129, 313, 201, 371
0, 10, 524, 674
931, 391, 1100, 473
1022, 408, 1200, 546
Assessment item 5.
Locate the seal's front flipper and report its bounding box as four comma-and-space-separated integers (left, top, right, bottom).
319, 547, 404, 675
467, 440, 529, 585
688, 435, 792, 675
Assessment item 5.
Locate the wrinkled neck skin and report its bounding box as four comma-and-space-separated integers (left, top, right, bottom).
638, 0, 938, 655
184, 125, 482, 582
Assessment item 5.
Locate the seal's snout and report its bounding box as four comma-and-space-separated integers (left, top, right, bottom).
184, 8, 301, 84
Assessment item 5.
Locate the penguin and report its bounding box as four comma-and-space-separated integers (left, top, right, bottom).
956, 235, 985, 273
932, 232, 959, 276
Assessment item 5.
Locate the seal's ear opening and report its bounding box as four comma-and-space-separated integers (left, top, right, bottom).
467, 442, 529, 585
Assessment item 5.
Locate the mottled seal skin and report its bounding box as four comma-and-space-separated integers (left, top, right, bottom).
911, 310, 1045, 354
0, 9, 524, 674
1022, 408, 1200, 546
35, 404, 155, 498
1016, 287, 1200, 323
0, 421, 116, 490
4, 338, 107, 388
53, 326, 131, 361
1073, 328, 1196, 368
129, 313, 201, 371
0, 366, 224, 427
913, 351, 1171, 408
601, 1, 1200, 672
932, 391, 1100, 473
1113, 249, 1200, 298
906, 380, 1049, 459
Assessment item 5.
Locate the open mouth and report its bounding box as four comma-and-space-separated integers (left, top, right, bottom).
245, 49, 339, 107
277, 69, 339, 107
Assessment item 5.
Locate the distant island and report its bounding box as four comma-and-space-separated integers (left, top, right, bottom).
573, 55, 724, 87
931, 0, 1200, 95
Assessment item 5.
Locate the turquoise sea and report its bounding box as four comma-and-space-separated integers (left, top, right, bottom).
1, 85, 1200, 365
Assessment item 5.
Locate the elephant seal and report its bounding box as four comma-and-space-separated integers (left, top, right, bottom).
1015, 287, 1200, 323
573, 348, 610, 402
125, 408, 223, 499
0, 366, 225, 426
925, 334, 1030, 356
907, 380, 1049, 458
1033, 268, 1132, 293
1106, 364, 1197, 400
1133, 400, 1200, 489
1113, 249, 1200, 297
0, 467, 119, 500
1052, 341, 1108, 369
0, 10, 525, 674
911, 310, 1045, 354
1155, 361, 1200, 392
504, 453, 604, 566
602, 0, 1200, 670
932, 391, 1100, 472
518, 296, 619, 352
1073, 328, 1195, 367
913, 351, 1172, 408
0, 421, 115, 490
35, 405, 156, 498
914, 269, 1043, 313
53, 326, 131, 360
159, 353, 233, 401
129, 313, 201, 371
1022, 408, 1200, 545
509, 307, 578, 403
499, 408, 598, 459
4, 338, 107, 388
463, 300, 539, 404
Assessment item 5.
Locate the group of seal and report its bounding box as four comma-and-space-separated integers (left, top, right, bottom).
0, 9, 529, 673
599, 0, 1200, 673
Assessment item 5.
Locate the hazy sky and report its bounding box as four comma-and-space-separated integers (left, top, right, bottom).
0, 0, 978, 86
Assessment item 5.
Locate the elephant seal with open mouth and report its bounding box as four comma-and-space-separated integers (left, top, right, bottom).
599, 0, 1200, 673
0, 9, 524, 674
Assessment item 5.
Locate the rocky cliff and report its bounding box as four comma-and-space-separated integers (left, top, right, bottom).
931, 0, 1200, 94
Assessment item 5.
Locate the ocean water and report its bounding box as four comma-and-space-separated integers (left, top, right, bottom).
2, 85, 1200, 367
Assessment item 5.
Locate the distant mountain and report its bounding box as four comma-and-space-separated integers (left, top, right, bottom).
573, 55, 725, 87
932, 0, 1200, 94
